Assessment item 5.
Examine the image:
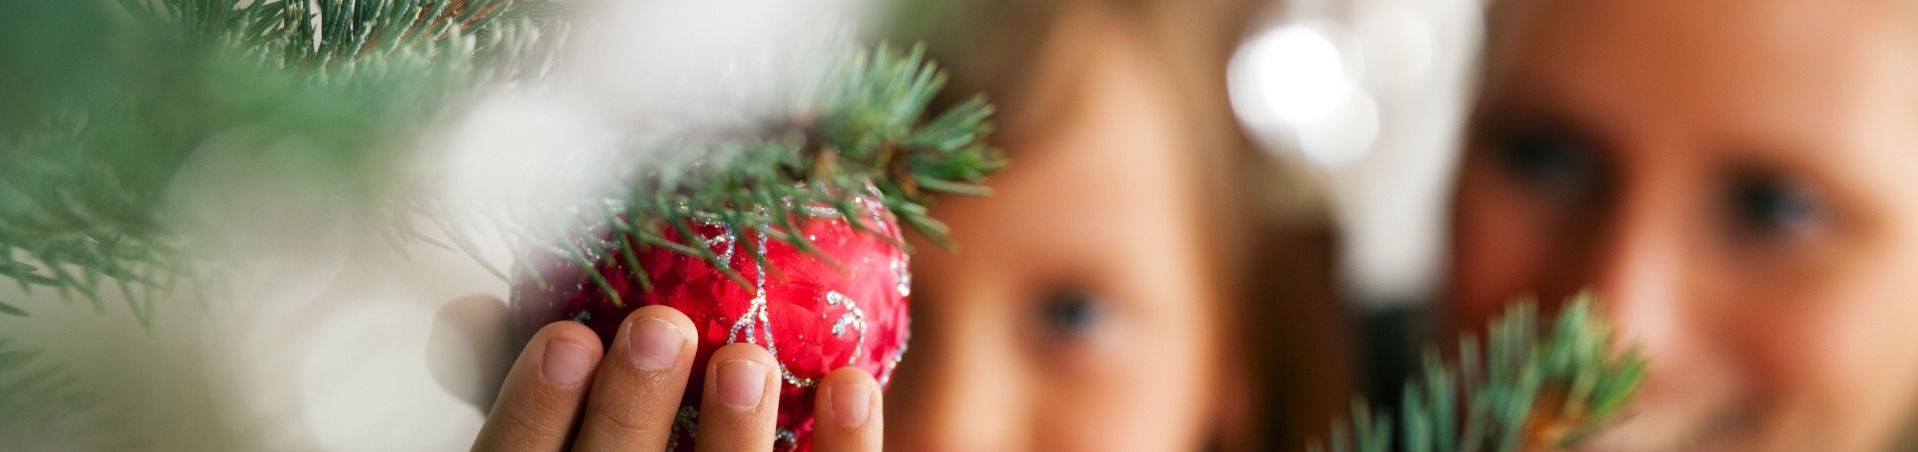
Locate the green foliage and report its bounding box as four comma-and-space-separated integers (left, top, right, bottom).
0, 338, 130, 450
0, 0, 553, 322
0, 339, 90, 415
0, 0, 1001, 319
1311, 293, 1647, 452
509, 43, 1004, 303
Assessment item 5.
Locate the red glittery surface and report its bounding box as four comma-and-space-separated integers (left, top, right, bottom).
510, 200, 910, 451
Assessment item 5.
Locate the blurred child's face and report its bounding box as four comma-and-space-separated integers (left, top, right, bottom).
1450, 0, 1918, 450
884, 28, 1227, 451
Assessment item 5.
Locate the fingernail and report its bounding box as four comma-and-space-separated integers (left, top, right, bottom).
542, 339, 594, 385
830, 382, 871, 428
716, 360, 767, 410
627, 318, 684, 371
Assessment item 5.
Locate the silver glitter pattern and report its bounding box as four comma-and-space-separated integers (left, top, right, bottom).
724, 227, 818, 388
825, 291, 868, 366
892, 255, 911, 297
704, 193, 906, 394
879, 330, 908, 386
703, 224, 737, 262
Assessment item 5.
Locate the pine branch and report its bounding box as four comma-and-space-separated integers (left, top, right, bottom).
1, 0, 1001, 321
500, 43, 1005, 300
1311, 293, 1647, 452
0, 0, 556, 322
0, 338, 134, 450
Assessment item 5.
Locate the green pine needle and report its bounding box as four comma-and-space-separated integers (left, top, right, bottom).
0, 338, 131, 449
1318, 293, 1647, 452
0, 0, 1002, 322
0, 0, 550, 322
499, 41, 1003, 294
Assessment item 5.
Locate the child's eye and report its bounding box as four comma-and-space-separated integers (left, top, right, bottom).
1491, 126, 1604, 199
1724, 171, 1822, 239
1035, 286, 1106, 340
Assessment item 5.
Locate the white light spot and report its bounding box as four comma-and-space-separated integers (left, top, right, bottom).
1229, 24, 1379, 169
1230, 26, 1348, 126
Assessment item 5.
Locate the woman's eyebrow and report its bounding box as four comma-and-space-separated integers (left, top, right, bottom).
1470, 99, 1600, 145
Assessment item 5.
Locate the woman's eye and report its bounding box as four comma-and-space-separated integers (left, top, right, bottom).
1491, 126, 1603, 198
1725, 172, 1822, 238
1035, 286, 1106, 340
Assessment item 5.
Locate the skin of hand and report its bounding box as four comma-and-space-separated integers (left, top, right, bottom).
471, 305, 883, 452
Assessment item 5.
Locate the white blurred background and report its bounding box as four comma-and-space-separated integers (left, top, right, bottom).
1229, 0, 1484, 307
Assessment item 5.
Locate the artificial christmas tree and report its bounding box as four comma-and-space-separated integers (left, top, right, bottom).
0, 1, 1642, 451
4, 1, 1001, 449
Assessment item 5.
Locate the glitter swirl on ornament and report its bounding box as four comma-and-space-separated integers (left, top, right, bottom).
825, 291, 867, 366
508, 190, 915, 452
721, 227, 819, 388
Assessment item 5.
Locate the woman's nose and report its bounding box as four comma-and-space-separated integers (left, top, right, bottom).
1574, 179, 1714, 376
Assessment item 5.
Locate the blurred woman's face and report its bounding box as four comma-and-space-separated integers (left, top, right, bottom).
884, 28, 1226, 452
1450, 0, 1918, 450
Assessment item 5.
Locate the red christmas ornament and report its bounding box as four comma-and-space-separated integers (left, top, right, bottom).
510, 196, 911, 451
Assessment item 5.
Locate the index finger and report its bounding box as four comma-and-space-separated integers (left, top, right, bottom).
810, 367, 883, 452
572, 306, 700, 452
472, 321, 603, 452
693, 343, 783, 452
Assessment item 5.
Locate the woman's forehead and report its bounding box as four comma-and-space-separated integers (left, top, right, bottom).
1481, 0, 1918, 157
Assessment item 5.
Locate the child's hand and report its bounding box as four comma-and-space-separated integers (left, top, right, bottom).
471, 305, 883, 452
